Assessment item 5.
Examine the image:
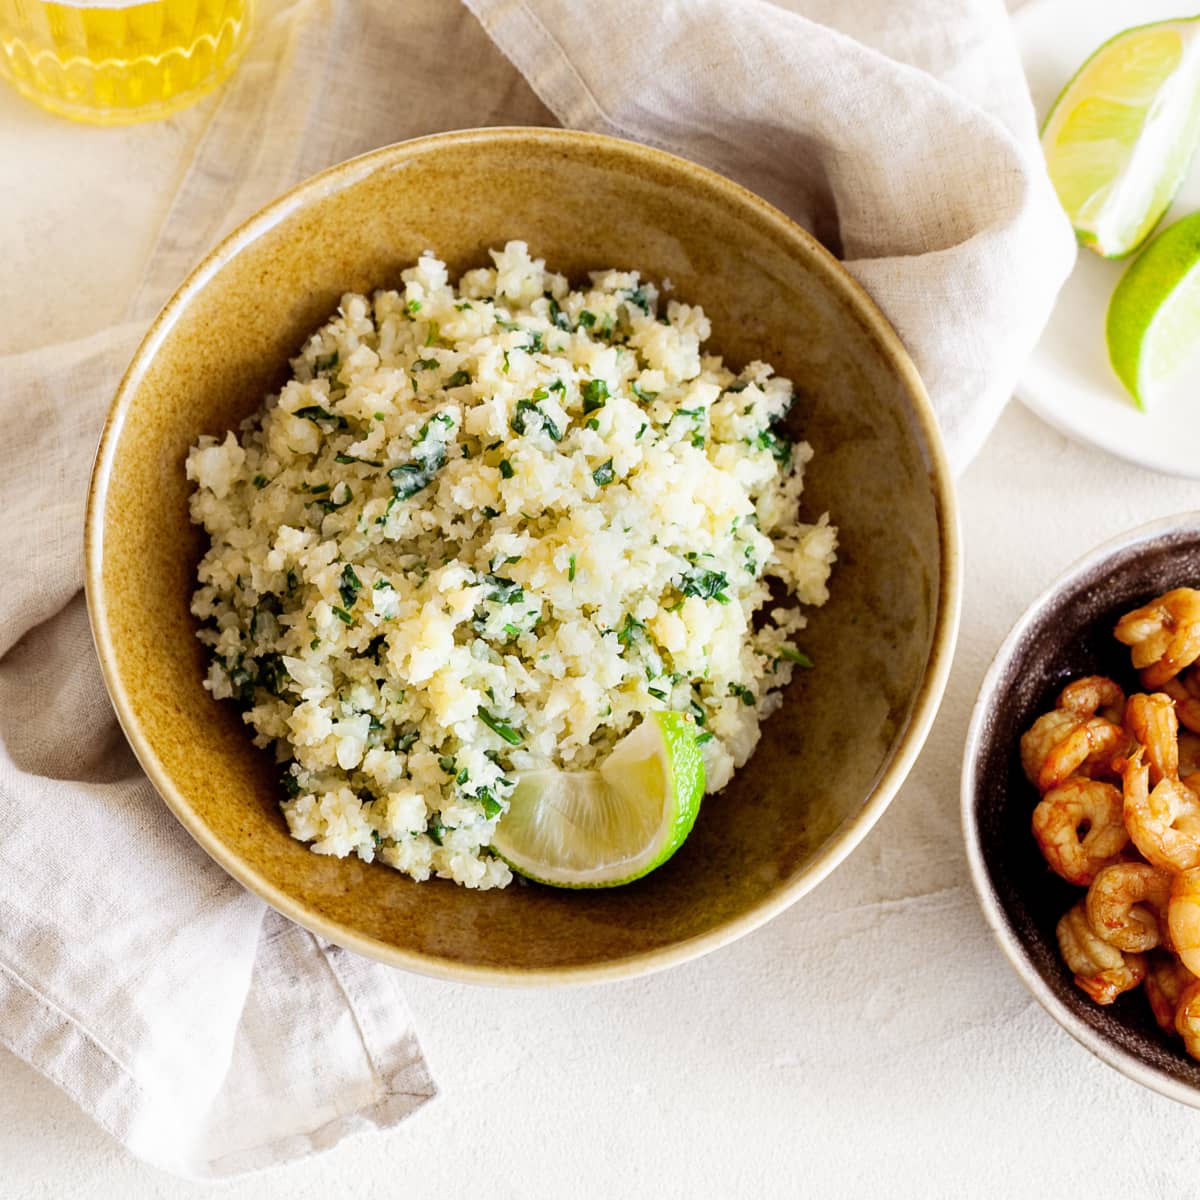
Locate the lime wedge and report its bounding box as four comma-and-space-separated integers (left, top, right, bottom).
1041, 16, 1200, 257
491, 711, 704, 888
1107, 210, 1200, 407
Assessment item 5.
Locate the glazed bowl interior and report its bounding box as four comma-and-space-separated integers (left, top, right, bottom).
87, 128, 957, 984
964, 515, 1200, 1104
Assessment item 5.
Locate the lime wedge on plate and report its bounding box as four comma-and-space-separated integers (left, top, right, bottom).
1041, 16, 1200, 257
1107, 210, 1200, 407
491, 711, 704, 887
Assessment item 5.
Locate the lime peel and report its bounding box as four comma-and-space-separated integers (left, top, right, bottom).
490, 711, 704, 888
1107, 211, 1200, 408
1042, 16, 1200, 258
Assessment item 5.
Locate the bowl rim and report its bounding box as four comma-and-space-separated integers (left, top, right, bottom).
961, 509, 1200, 1106
85, 125, 962, 986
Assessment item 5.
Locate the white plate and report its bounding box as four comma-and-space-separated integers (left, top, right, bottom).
1015, 0, 1200, 477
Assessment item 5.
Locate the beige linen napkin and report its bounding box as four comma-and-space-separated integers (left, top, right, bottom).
0, 0, 1073, 1179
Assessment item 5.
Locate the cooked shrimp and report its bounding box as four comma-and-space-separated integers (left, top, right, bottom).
1180, 729, 1200, 777
1058, 675, 1126, 724
1161, 668, 1200, 735
1037, 716, 1124, 793
1115, 587, 1200, 688
1085, 862, 1171, 952
1020, 709, 1084, 789
1145, 954, 1196, 1035
1125, 691, 1179, 785
1169, 868, 1200, 977
1122, 749, 1200, 873
1176, 980, 1200, 1058
1057, 901, 1147, 1005
1032, 778, 1128, 885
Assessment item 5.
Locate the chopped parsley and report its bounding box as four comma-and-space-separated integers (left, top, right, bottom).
616, 613, 644, 646
485, 574, 524, 604
335, 453, 383, 467
624, 286, 651, 314
338, 563, 362, 609
388, 438, 447, 501
778, 645, 814, 668
331, 605, 354, 625
499, 459, 515, 480
447, 368, 472, 387
313, 482, 354, 513
567, 553, 577, 582
252, 474, 268, 489
728, 682, 756, 706
592, 459, 615, 487
548, 296, 572, 331
511, 397, 562, 442
414, 357, 440, 371
479, 708, 523, 745
581, 378, 609, 414
677, 560, 730, 603
292, 405, 348, 431
754, 428, 792, 466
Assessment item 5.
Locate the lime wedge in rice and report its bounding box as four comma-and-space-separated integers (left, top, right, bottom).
1041, 16, 1200, 258
491, 711, 704, 888
1106, 210, 1200, 407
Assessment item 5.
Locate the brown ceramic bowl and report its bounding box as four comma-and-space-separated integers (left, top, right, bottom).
963, 513, 1200, 1106
86, 127, 959, 984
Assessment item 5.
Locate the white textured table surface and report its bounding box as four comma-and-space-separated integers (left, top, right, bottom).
4, 35, 1200, 1200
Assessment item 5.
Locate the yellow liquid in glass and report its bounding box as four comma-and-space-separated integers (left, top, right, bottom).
0, 0, 253, 124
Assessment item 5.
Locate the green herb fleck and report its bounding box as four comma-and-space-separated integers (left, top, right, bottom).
754, 428, 792, 466
581, 378, 609, 414
414, 357, 440, 371
678, 563, 730, 603
479, 708, 523, 745
728, 682, 755, 706
339, 563, 362, 609
313, 482, 354, 513
778, 645, 814, 668
616, 613, 644, 646
335, 453, 383, 467
567, 553, 576, 582
447, 369, 472, 387
592, 459, 615, 487
293, 405, 348, 431
485, 574, 524, 604
332, 605, 354, 625
252, 474, 268, 489
511, 398, 562, 442
499, 459, 515, 480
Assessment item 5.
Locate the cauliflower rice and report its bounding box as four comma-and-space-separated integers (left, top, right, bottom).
186, 242, 837, 890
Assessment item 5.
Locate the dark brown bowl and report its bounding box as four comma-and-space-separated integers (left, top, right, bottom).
963, 512, 1200, 1104
86, 127, 959, 984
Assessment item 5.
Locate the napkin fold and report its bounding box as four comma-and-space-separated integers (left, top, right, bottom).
464, 0, 1077, 466
0, 0, 1073, 1178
